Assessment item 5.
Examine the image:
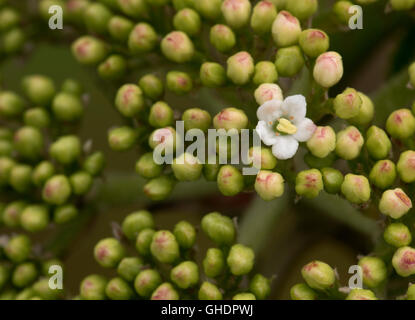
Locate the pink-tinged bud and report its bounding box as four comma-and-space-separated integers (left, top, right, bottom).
271, 11, 302, 47
71, 36, 108, 65
333, 1, 354, 24
358, 256, 387, 288
221, 0, 252, 29
346, 289, 377, 300
341, 174, 371, 204
397, 150, 415, 183
306, 126, 336, 158
254, 83, 283, 105
313, 51, 344, 88
161, 31, 194, 63
392, 246, 415, 277
226, 51, 255, 85
386, 108, 415, 139
248, 146, 277, 170
209, 24, 236, 53
335, 126, 364, 160
295, 169, 323, 199
379, 188, 412, 219
369, 160, 396, 189
301, 260, 336, 291
128, 23, 158, 54
333, 87, 362, 119
384, 223, 412, 248
299, 29, 329, 58
250, 1, 277, 34
213, 107, 248, 131
254, 170, 284, 201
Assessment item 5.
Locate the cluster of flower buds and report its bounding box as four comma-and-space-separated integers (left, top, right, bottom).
0, 1, 25, 56
78, 210, 271, 300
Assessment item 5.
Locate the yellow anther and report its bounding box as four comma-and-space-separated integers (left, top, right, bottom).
276, 118, 297, 135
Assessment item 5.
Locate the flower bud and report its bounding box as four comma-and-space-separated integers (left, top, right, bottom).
3, 201, 25, 228
369, 160, 396, 189
333, 88, 362, 119
2, 28, 25, 54
358, 256, 387, 288
227, 244, 255, 276
195, 0, 221, 19
174, 220, 196, 249
42, 175, 72, 205
105, 277, 134, 300
202, 212, 235, 247
408, 283, 415, 300
313, 51, 343, 88
170, 261, 199, 289
272, 11, 301, 47
275, 46, 305, 77
233, 293, 256, 300
52, 92, 84, 122
0, 139, 12, 157
255, 170, 284, 201
299, 29, 329, 58
143, 176, 175, 200
172, 153, 203, 181
122, 210, 154, 240
290, 283, 317, 300
386, 108, 415, 139
346, 288, 377, 300
204, 163, 220, 181
108, 16, 134, 42
333, 1, 354, 24
250, 274, 271, 300
70, 171, 93, 195
150, 230, 180, 264
254, 83, 283, 105
341, 174, 370, 204
151, 282, 179, 300
117, 0, 148, 19
209, 24, 236, 52
161, 31, 194, 63
251, 1, 277, 34
392, 246, 415, 277
198, 281, 222, 300
115, 84, 144, 118
0, 128, 13, 140
253, 61, 278, 85
150, 126, 177, 151
390, 0, 415, 10
148, 101, 173, 128
128, 23, 158, 54
134, 269, 162, 298
410, 62, 415, 87
108, 126, 137, 151
397, 150, 415, 183
5, 234, 31, 263
335, 126, 364, 160
53, 204, 79, 224
295, 169, 323, 198
379, 188, 412, 219
203, 248, 225, 278
0, 7, 20, 32
301, 261, 335, 291
182, 108, 212, 132
0, 264, 10, 291
60, 78, 82, 96
117, 257, 143, 282
32, 277, 63, 299
166, 71, 193, 94
12, 262, 37, 288
50, 135, 81, 165
80, 274, 108, 300
94, 238, 125, 268
9, 164, 32, 193
83, 3, 112, 34
139, 74, 163, 100
15, 287, 35, 300
0, 91, 24, 118
98, 54, 127, 80
135, 152, 163, 179
249, 146, 277, 170
217, 165, 244, 196
365, 126, 391, 160
306, 126, 336, 158
20, 205, 49, 232
384, 223, 412, 248
72, 36, 108, 65
286, 0, 318, 20
24, 107, 50, 128
227, 51, 254, 85
22, 75, 56, 106
200, 62, 226, 88
136, 228, 155, 255
173, 8, 201, 36
221, 0, 251, 29
0, 156, 14, 186
14, 126, 44, 160
83, 152, 105, 176
348, 92, 374, 126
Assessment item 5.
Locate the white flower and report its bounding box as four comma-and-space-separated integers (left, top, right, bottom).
255, 95, 316, 160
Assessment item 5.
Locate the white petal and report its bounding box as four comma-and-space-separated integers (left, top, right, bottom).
293, 118, 317, 142
256, 99, 283, 123
281, 95, 307, 123
271, 135, 299, 160
256, 121, 279, 146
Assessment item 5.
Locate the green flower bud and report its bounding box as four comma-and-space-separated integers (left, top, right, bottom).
134, 269, 162, 297
52, 92, 84, 122
42, 175, 72, 205
83, 3, 112, 34
200, 62, 226, 88
203, 248, 225, 278
201, 212, 235, 245
14, 126, 44, 160
20, 205, 49, 232
66, 0, 89, 25
174, 220, 196, 249
410, 62, 415, 88
171, 261, 199, 289
172, 153, 203, 181
117, 257, 143, 282
15, 287, 36, 300
217, 165, 244, 196
255, 170, 284, 201
248, 146, 277, 170
204, 163, 220, 181
254, 83, 283, 105
72, 36, 108, 65
5, 234, 31, 263
166, 71, 193, 94
182, 108, 212, 132
390, 0, 415, 10
221, 0, 251, 29
173, 0, 196, 10
115, 84, 144, 118
12, 262, 38, 288
105, 277, 134, 300
386, 108, 415, 139
384, 223, 412, 248
83, 152, 105, 176
128, 23, 158, 54
227, 244, 255, 276
341, 174, 371, 204
333, 87, 362, 119
143, 176, 175, 200
250, 274, 271, 300
53, 204, 79, 224
369, 160, 396, 189
173, 8, 201, 36
149, 127, 177, 151
1, 28, 25, 54
286, 0, 318, 20
0, 7, 20, 32
80, 274, 108, 300
313, 51, 343, 88
0, 139, 12, 157
408, 283, 415, 300
94, 238, 125, 268
226, 51, 255, 85
333, 1, 354, 24
24, 108, 50, 128
365, 126, 391, 160
161, 31, 194, 63
233, 293, 256, 300
0, 128, 13, 140
22, 75, 55, 106
108, 126, 137, 151
3, 201, 25, 227
69, 171, 93, 195
139, 74, 163, 100
348, 92, 374, 126
122, 210, 154, 240
251, 1, 277, 34
10, 164, 32, 193
117, 0, 148, 19
290, 283, 317, 300
150, 230, 180, 263
209, 24, 236, 52
41, 258, 63, 276
213, 108, 248, 130
107, 16, 134, 42
195, 0, 222, 19
335, 126, 364, 160
32, 278, 62, 299
0, 156, 14, 186
392, 246, 415, 277
135, 152, 163, 179
275, 45, 305, 77
253, 61, 278, 85
50, 135, 81, 165
272, 11, 301, 47
346, 288, 377, 300
397, 150, 415, 183
198, 281, 223, 300
0, 91, 25, 118
136, 228, 155, 255
301, 261, 335, 291
98, 54, 127, 80
358, 256, 387, 288
151, 282, 179, 300
61, 78, 83, 96
299, 29, 329, 58
379, 188, 412, 219
306, 126, 336, 158
295, 169, 323, 198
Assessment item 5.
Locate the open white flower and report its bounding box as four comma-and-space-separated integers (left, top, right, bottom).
255, 95, 316, 160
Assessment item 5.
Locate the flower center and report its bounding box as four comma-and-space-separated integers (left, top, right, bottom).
274, 118, 297, 135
